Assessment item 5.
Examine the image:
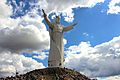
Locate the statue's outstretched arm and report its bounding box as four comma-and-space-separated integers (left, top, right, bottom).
42, 9, 53, 28
63, 23, 77, 32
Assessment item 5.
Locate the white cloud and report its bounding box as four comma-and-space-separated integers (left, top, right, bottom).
33, 52, 48, 60
0, 0, 50, 52
0, 0, 105, 78
83, 32, 89, 37
0, 24, 49, 52
0, 53, 45, 78
107, 0, 120, 14
83, 32, 94, 38
65, 36, 120, 77
0, 0, 12, 18
98, 75, 120, 80
104, 75, 120, 80
29, 0, 105, 22
0, 0, 48, 78
63, 38, 67, 45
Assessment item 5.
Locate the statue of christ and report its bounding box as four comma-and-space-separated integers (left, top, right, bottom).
42, 9, 77, 68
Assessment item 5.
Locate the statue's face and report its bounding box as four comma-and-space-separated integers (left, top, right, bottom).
55, 16, 60, 24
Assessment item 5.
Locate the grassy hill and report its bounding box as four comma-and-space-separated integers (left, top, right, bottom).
0, 67, 97, 80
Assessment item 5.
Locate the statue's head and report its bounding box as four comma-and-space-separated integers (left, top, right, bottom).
55, 16, 60, 24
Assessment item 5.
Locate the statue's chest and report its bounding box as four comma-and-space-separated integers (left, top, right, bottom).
53, 24, 63, 32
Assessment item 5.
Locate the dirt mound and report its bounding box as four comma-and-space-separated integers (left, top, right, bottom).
0, 67, 97, 80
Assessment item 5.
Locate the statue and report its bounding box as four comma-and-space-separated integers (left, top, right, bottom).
42, 9, 77, 68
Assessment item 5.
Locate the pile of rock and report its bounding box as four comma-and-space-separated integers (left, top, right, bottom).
0, 67, 97, 80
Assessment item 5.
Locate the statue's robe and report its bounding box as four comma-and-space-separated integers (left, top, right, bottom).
44, 16, 74, 68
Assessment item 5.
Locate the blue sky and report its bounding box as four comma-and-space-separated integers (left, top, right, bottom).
0, 0, 120, 79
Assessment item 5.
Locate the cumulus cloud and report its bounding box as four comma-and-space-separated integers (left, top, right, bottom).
0, 0, 48, 78
0, 0, 104, 53
0, 0, 50, 53
10, 0, 105, 22
38, 0, 105, 22
0, 16, 49, 52
0, 53, 45, 78
33, 52, 48, 60
65, 36, 120, 77
107, 0, 120, 14
0, 0, 106, 78
0, 0, 12, 18
98, 75, 120, 80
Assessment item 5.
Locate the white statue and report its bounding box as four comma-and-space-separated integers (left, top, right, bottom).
42, 9, 77, 68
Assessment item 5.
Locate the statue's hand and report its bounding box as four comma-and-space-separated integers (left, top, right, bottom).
72, 23, 77, 26
42, 9, 47, 17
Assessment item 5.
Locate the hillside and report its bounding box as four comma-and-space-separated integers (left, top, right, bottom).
0, 67, 97, 80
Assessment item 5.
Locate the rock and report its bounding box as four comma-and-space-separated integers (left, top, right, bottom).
0, 67, 96, 80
